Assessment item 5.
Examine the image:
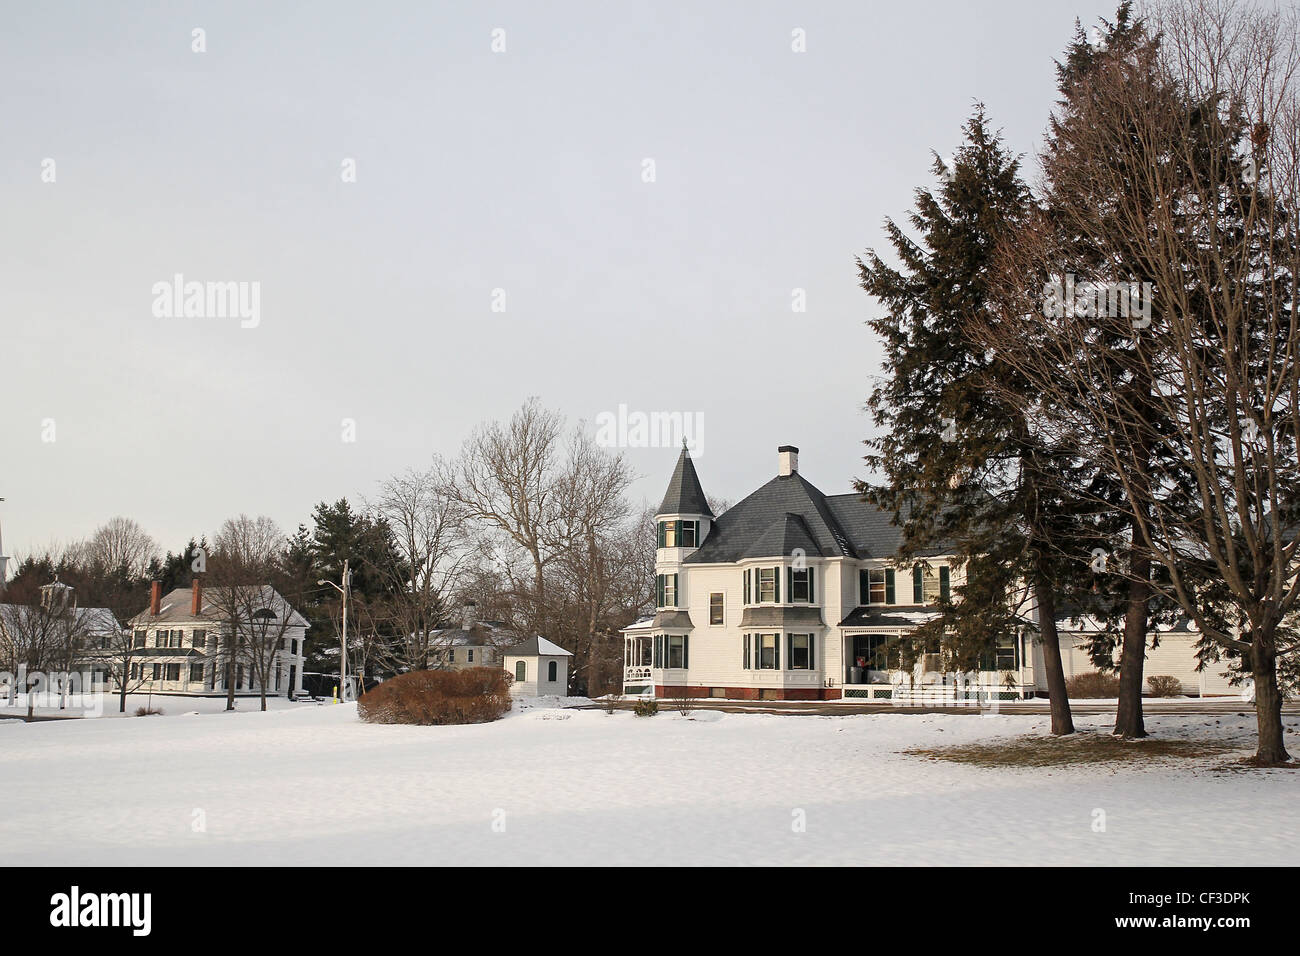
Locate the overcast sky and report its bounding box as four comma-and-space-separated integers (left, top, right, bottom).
1, 0, 1120, 563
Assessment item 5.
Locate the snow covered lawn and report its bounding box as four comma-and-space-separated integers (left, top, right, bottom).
1, 701, 1296, 866
1, 693, 311, 720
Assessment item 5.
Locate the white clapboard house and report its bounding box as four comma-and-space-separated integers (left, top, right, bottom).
621, 444, 1242, 702
117, 580, 309, 697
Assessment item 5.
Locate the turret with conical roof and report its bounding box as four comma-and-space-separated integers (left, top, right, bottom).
657, 442, 713, 519
654, 445, 712, 620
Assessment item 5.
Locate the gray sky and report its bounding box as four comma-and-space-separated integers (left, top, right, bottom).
1, 0, 1119, 562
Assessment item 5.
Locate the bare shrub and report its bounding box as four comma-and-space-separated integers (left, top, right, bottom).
357, 666, 512, 725
668, 684, 696, 716
633, 698, 658, 717
1065, 671, 1121, 698
1146, 675, 1183, 698
135, 706, 164, 717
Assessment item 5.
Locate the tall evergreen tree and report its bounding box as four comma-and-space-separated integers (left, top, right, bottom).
857, 107, 1091, 734
1042, 3, 1171, 738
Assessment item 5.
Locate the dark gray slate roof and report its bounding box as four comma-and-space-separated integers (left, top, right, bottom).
657, 447, 713, 518
685, 473, 857, 563
739, 606, 826, 628
651, 610, 694, 630
503, 636, 573, 657
838, 605, 939, 628
742, 513, 823, 560
824, 495, 950, 559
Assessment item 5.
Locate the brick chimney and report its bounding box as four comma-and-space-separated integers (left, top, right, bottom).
462, 601, 476, 632
150, 581, 161, 616
191, 578, 202, 616
778, 445, 799, 477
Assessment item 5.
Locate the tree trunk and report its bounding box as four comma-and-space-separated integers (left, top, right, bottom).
1034, 571, 1075, 735
1113, 555, 1150, 738
1250, 626, 1290, 765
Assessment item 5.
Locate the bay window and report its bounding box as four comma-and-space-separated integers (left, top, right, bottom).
788, 567, 814, 603
787, 634, 813, 670
656, 633, 689, 668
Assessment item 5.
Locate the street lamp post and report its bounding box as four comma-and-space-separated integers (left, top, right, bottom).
318, 559, 350, 702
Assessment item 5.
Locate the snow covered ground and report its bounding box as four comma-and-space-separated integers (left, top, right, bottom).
1, 699, 1296, 866
0, 692, 310, 719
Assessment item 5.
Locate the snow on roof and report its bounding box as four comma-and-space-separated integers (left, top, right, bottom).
621, 616, 654, 634
504, 636, 573, 658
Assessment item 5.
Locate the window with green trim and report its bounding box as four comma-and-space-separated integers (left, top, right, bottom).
789, 567, 813, 603
666, 635, 688, 668
656, 573, 679, 608
788, 633, 813, 670
862, 568, 890, 605
515, 661, 526, 682
657, 520, 699, 548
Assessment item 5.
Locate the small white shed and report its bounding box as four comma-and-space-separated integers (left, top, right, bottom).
503, 637, 573, 697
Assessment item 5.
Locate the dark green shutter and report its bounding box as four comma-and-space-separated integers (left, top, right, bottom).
787, 567, 793, 602
774, 634, 780, 670
809, 634, 815, 669
940, 566, 951, 602
682, 635, 689, 669
744, 569, 750, 604
809, 568, 815, 603
913, 565, 924, 603
885, 569, 895, 604
743, 634, 749, 669
774, 567, 780, 603
859, 569, 869, 604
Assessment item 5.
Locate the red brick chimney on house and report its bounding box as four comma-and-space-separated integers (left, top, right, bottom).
191, 578, 202, 616
150, 581, 161, 616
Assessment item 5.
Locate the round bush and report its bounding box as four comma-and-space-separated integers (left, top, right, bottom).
358, 667, 513, 725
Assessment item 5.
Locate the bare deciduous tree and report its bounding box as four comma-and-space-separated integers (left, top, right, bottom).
368, 463, 472, 672
83, 517, 159, 577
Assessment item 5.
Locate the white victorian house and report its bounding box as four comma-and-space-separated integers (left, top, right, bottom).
621, 444, 1242, 702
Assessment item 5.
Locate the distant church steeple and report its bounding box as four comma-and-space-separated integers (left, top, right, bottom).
0, 497, 8, 589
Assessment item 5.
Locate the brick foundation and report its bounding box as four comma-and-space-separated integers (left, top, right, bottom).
654, 685, 840, 701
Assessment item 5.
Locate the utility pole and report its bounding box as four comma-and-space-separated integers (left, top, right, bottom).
318, 559, 351, 702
